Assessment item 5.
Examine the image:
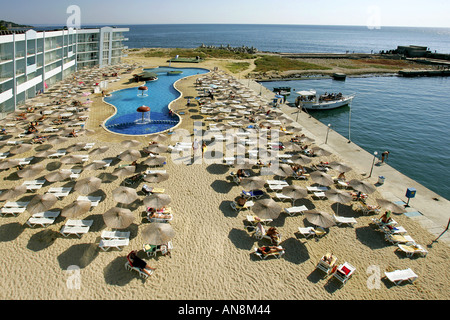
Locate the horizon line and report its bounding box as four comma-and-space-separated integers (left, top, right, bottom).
26, 22, 450, 29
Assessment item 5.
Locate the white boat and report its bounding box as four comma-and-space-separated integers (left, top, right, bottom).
295, 90, 355, 110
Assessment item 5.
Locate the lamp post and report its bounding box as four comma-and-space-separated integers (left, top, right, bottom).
348, 106, 352, 143
369, 151, 378, 178
325, 123, 331, 144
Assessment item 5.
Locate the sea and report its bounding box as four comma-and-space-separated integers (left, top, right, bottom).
34, 24, 450, 200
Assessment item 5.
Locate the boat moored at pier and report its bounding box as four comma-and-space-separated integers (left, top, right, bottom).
295, 90, 355, 110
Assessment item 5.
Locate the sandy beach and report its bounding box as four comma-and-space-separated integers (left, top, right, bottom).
0, 54, 449, 301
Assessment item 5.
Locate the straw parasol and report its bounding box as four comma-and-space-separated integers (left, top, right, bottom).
74, 176, 102, 195
348, 179, 376, 194
44, 169, 72, 182
145, 143, 168, 154
142, 223, 175, 245
0, 184, 27, 201
67, 142, 87, 152
240, 176, 265, 190
35, 149, 55, 158
120, 139, 141, 148
17, 163, 45, 178
48, 135, 69, 145
61, 154, 86, 164
143, 193, 171, 209
149, 133, 168, 143
252, 198, 282, 220
291, 154, 312, 166
304, 209, 336, 228
118, 149, 141, 162
143, 156, 166, 167
112, 165, 136, 177
112, 186, 138, 204
0, 159, 21, 170
310, 171, 334, 186
26, 194, 58, 215
329, 161, 352, 173
89, 146, 110, 156
234, 158, 254, 170
144, 172, 169, 183
281, 185, 308, 204
61, 200, 92, 218
325, 189, 353, 215
84, 160, 108, 171
103, 207, 135, 229
9, 143, 33, 155
311, 146, 332, 157
376, 198, 407, 214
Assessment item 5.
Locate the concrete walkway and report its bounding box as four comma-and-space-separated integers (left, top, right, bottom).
243, 78, 450, 245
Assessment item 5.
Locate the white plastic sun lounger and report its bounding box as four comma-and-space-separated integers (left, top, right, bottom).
26, 210, 60, 227
0, 206, 27, 217
60, 219, 93, 238
82, 142, 95, 150
307, 186, 329, 192
48, 149, 67, 158
76, 195, 102, 207
384, 268, 418, 285
22, 180, 46, 191
99, 238, 130, 251
47, 187, 72, 199
334, 216, 357, 227
274, 193, 292, 202
101, 230, 130, 239
284, 205, 308, 216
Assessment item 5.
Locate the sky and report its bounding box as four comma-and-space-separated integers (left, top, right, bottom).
1, 0, 450, 28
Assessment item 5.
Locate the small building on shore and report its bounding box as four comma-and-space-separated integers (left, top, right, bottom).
396, 45, 430, 58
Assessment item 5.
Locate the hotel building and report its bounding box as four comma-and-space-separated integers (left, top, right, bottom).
0, 26, 129, 119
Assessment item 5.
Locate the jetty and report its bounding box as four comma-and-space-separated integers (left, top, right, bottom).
398, 69, 450, 77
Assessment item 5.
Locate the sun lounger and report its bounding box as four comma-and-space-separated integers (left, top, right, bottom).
292, 171, 308, 180
17, 157, 34, 165
298, 226, 327, 239
22, 179, 46, 191
3, 201, 30, 208
253, 246, 285, 260
245, 215, 273, 226
147, 212, 173, 223
241, 189, 264, 199
384, 268, 418, 285
48, 149, 67, 158
64, 168, 82, 180
274, 193, 292, 202
0, 152, 9, 159
284, 205, 308, 216
316, 253, 338, 275
396, 244, 428, 258
381, 225, 407, 235
82, 142, 95, 150
99, 238, 130, 251
385, 233, 415, 245
145, 169, 167, 175
143, 241, 173, 257
0, 206, 27, 217
334, 215, 357, 227
371, 217, 398, 229
26, 210, 60, 227
101, 230, 130, 239
230, 200, 254, 212
313, 192, 327, 200
267, 182, 289, 192
59, 219, 93, 238
47, 187, 72, 199
125, 257, 153, 280
358, 202, 380, 215
333, 262, 356, 285
307, 186, 329, 192
76, 196, 102, 207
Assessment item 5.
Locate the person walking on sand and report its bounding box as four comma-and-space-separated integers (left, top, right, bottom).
381, 151, 389, 163
201, 142, 207, 158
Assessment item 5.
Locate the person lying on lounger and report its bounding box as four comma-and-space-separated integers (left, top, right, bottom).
127, 251, 156, 276
256, 245, 284, 256
266, 227, 281, 244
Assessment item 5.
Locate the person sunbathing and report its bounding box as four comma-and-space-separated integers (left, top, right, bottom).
68, 129, 77, 137
266, 227, 281, 244
127, 251, 156, 276
322, 253, 335, 265
148, 211, 172, 220
256, 245, 284, 256
381, 211, 392, 223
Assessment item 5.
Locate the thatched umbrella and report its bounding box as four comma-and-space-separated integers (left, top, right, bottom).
144, 172, 169, 183
281, 185, 308, 204
9, 143, 33, 155
376, 198, 407, 214
311, 146, 332, 157
120, 139, 141, 148
325, 189, 353, 215
61, 200, 92, 218
143, 193, 171, 209
26, 194, 58, 215
0, 184, 27, 201
89, 146, 109, 156
17, 163, 45, 178
112, 165, 136, 177
118, 149, 141, 162
0, 159, 21, 170
304, 209, 336, 228
251, 198, 282, 220
84, 160, 108, 171
103, 207, 135, 229
142, 223, 175, 245
143, 156, 166, 167
148, 133, 168, 144
145, 143, 168, 154
348, 179, 376, 194
240, 176, 265, 191
61, 154, 85, 164
112, 186, 138, 204
310, 171, 334, 187
329, 161, 352, 173
48, 136, 69, 145
291, 154, 312, 166
74, 176, 102, 195
44, 169, 72, 182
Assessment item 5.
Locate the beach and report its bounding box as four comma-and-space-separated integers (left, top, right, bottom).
0, 54, 449, 301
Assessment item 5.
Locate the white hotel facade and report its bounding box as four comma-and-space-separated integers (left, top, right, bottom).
0, 26, 129, 118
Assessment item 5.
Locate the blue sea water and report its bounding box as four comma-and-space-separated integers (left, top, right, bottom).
261, 76, 450, 201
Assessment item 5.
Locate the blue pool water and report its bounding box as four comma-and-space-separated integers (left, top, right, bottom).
104, 67, 209, 135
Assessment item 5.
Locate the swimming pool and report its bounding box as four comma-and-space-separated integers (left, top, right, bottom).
103, 67, 209, 135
